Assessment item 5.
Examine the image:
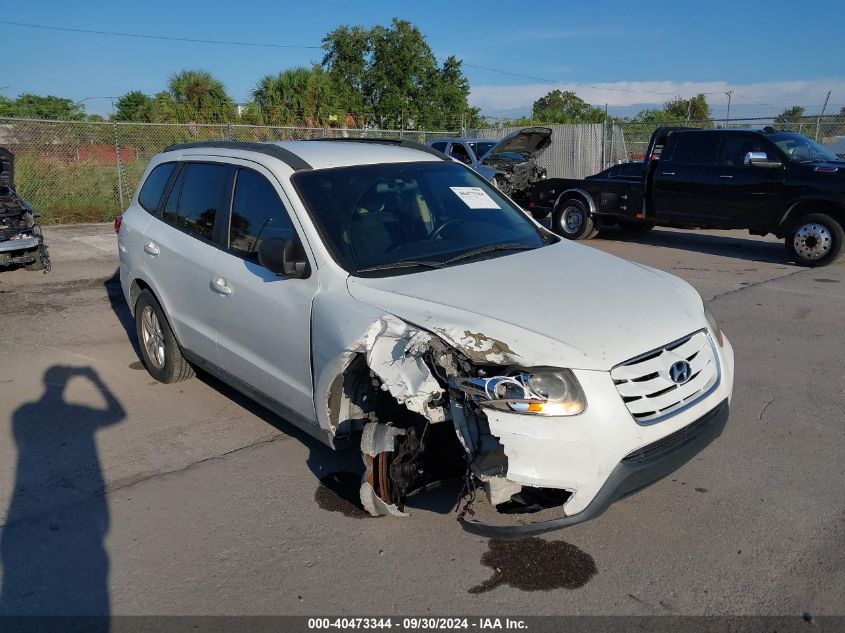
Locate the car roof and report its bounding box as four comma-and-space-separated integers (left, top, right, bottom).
160, 139, 444, 171
429, 138, 497, 144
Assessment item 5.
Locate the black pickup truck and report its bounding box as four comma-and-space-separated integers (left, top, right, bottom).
528, 126, 845, 266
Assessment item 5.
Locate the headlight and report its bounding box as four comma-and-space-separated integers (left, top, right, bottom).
704, 306, 724, 347
456, 368, 586, 416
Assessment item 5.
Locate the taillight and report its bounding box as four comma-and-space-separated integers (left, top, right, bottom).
114, 215, 123, 234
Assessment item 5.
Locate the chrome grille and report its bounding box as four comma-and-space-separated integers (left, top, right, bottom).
610, 330, 719, 424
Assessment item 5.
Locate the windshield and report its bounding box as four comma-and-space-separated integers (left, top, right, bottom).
293, 161, 550, 275
469, 141, 497, 159
769, 132, 838, 163
486, 151, 528, 162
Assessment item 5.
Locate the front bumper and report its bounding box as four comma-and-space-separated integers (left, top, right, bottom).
0, 235, 39, 253
460, 398, 729, 537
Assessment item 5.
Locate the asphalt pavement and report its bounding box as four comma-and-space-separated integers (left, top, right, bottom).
0, 223, 842, 616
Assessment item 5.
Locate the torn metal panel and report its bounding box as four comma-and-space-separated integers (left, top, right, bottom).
433, 328, 521, 365
353, 314, 446, 422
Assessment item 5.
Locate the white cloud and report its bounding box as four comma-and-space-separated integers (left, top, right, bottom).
470, 79, 845, 115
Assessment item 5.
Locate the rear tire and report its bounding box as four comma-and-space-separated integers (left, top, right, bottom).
785, 213, 845, 267
552, 198, 594, 240
134, 289, 194, 383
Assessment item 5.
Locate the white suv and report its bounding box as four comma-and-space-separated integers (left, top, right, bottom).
117, 139, 734, 536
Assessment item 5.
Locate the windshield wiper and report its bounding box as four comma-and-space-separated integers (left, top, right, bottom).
442, 242, 534, 265
356, 260, 445, 273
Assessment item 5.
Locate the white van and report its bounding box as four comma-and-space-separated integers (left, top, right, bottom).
117, 139, 734, 536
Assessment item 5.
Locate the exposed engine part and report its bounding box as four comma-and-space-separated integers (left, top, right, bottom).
0, 147, 51, 273
359, 421, 409, 517
359, 420, 441, 517
349, 313, 575, 529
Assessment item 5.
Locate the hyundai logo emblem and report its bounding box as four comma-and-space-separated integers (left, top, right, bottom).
669, 360, 692, 384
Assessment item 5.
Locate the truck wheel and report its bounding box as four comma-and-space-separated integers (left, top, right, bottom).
552, 198, 594, 240
785, 213, 845, 267
135, 289, 195, 383
618, 219, 656, 234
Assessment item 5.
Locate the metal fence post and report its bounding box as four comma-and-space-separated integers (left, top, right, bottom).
112, 121, 125, 211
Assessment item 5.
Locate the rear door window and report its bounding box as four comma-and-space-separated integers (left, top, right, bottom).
228, 169, 296, 263
138, 162, 176, 212
431, 142, 447, 152
161, 162, 230, 241
664, 133, 720, 166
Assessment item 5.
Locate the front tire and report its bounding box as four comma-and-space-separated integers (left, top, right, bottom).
785, 213, 845, 267
135, 289, 194, 383
552, 198, 594, 240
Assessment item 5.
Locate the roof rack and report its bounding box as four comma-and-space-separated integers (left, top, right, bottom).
306, 137, 448, 160
162, 140, 312, 171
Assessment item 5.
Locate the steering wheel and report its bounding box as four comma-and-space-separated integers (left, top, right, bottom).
429, 219, 463, 240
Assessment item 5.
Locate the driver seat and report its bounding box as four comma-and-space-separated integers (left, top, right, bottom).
348, 190, 407, 266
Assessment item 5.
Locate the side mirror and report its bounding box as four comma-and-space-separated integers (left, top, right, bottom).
257, 237, 309, 278
744, 151, 782, 169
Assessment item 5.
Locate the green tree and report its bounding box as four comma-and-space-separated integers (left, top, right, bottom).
114, 90, 154, 122
531, 90, 605, 124
251, 65, 341, 126
773, 106, 806, 131
628, 108, 679, 124
322, 18, 476, 129
430, 56, 482, 128
664, 94, 711, 121
321, 24, 369, 117
165, 70, 236, 123
364, 19, 440, 128
148, 90, 178, 123
0, 93, 85, 120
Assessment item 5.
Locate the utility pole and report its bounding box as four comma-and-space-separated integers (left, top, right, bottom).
725, 91, 734, 127
815, 90, 831, 141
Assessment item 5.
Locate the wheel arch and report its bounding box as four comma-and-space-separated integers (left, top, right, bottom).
779, 198, 845, 235
128, 277, 176, 339
555, 188, 597, 216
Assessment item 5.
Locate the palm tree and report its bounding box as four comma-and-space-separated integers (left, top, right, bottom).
166, 70, 235, 123
252, 66, 340, 126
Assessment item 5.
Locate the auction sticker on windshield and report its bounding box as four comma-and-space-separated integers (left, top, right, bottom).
449, 186, 501, 209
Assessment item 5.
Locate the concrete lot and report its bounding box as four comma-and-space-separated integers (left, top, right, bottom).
0, 223, 842, 616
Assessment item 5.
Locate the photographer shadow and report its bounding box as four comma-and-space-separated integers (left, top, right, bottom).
0, 366, 124, 622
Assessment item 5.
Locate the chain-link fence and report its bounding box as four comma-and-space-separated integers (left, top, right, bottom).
470, 123, 627, 179
0, 118, 462, 223
2, 115, 844, 223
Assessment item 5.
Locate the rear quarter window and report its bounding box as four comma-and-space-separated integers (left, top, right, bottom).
161, 162, 230, 241
138, 162, 176, 212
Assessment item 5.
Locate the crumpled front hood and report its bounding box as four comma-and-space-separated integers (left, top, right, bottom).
346, 241, 707, 371
485, 126, 552, 160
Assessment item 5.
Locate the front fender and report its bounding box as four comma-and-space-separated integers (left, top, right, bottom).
779, 196, 845, 228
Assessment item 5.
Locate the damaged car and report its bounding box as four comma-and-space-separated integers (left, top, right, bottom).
428, 127, 551, 214
118, 138, 734, 536
0, 147, 51, 272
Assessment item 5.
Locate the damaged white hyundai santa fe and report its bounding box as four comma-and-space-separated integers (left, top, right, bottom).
117, 138, 734, 536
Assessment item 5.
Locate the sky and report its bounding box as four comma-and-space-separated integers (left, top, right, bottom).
4, 0, 845, 120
